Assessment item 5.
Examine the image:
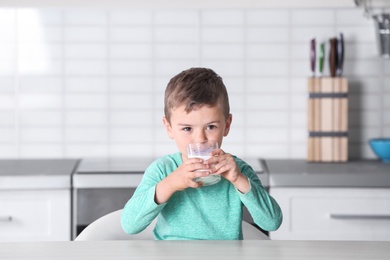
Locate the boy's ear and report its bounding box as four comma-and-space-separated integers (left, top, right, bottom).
162, 116, 174, 139
223, 114, 233, 137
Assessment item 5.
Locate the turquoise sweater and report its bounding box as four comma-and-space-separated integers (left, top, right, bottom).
121, 153, 282, 240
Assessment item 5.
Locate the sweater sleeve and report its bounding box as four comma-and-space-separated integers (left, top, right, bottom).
235, 158, 283, 231
120, 159, 168, 234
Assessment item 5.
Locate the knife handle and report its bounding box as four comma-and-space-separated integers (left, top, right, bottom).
310, 38, 316, 77
337, 33, 344, 77
329, 38, 337, 77
319, 43, 325, 76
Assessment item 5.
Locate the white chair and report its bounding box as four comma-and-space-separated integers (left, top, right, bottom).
74, 209, 269, 241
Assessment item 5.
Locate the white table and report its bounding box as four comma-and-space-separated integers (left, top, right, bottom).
1, 240, 389, 260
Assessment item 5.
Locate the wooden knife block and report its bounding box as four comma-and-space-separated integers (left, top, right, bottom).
307, 77, 348, 162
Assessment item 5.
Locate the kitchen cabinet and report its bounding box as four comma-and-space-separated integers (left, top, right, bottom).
264, 159, 390, 241
270, 187, 390, 241
0, 189, 71, 242
0, 159, 79, 242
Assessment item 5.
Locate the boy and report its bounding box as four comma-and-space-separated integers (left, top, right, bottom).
121, 67, 282, 240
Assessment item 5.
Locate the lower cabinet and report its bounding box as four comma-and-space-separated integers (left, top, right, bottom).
0, 189, 70, 242
270, 187, 390, 241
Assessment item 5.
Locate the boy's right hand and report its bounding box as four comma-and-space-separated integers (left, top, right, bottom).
154, 158, 210, 204
169, 158, 211, 190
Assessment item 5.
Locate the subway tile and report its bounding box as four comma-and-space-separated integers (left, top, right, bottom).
0, 111, 14, 126
344, 60, 382, 77
17, 9, 63, 25
290, 60, 311, 77
246, 111, 289, 127
291, 10, 335, 26
65, 127, 108, 142
291, 111, 306, 127
246, 60, 289, 76
0, 9, 15, 25
0, 144, 16, 158
290, 128, 307, 142
155, 10, 199, 25
110, 127, 153, 143
18, 60, 63, 76
19, 111, 63, 126
0, 77, 14, 92
0, 20, 15, 44
110, 60, 153, 76
19, 76, 62, 93
229, 94, 245, 110
202, 10, 244, 26
19, 93, 63, 110
345, 42, 377, 59
65, 77, 108, 92
20, 144, 64, 158
155, 27, 199, 43
109, 10, 153, 25
65, 144, 108, 157
65, 43, 107, 59
247, 43, 289, 60
65, 93, 107, 109
64, 26, 107, 42
202, 44, 244, 60
349, 93, 382, 110
0, 59, 15, 75
18, 25, 63, 43
109, 94, 153, 110
385, 62, 390, 76
109, 43, 152, 59
155, 43, 199, 59
246, 94, 289, 110
290, 143, 306, 159
247, 78, 290, 94
246, 27, 289, 43
0, 128, 15, 142
65, 60, 107, 76
336, 9, 372, 26
291, 94, 306, 110
20, 127, 63, 142
0, 44, 15, 60
110, 143, 154, 157
109, 111, 153, 126
222, 76, 245, 94
246, 10, 290, 26
64, 10, 107, 25
66, 111, 108, 126
109, 77, 153, 93
341, 25, 376, 43
349, 110, 382, 127
202, 27, 244, 43
109, 27, 153, 42
289, 77, 307, 94
246, 143, 289, 158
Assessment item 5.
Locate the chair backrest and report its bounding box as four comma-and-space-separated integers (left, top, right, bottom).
75, 209, 269, 241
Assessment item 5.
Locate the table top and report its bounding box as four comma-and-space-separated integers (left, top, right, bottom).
1, 240, 389, 260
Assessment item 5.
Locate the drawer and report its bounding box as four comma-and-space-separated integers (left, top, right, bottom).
270, 188, 390, 241
0, 190, 70, 242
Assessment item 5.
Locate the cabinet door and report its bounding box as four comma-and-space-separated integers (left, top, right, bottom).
0, 189, 70, 242
270, 188, 390, 241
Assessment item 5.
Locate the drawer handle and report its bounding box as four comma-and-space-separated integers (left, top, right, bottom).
330, 213, 390, 220
0, 215, 12, 222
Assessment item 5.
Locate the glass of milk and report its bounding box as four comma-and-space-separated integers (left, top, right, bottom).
186, 140, 221, 186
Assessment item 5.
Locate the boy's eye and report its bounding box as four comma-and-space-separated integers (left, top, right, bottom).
183, 127, 192, 132
207, 125, 217, 130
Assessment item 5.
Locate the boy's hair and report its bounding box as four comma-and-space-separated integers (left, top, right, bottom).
164, 67, 230, 122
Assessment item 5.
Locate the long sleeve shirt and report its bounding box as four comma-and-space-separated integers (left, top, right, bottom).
121, 153, 282, 240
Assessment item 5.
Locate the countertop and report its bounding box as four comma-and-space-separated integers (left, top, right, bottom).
0, 159, 80, 190
1, 240, 389, 260
264, 159, 390, 188
73, 157, 269, 188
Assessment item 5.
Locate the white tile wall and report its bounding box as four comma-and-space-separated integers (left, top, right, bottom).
0, 7, 389, 160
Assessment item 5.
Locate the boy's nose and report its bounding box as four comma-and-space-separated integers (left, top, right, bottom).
195, 131, 207, 143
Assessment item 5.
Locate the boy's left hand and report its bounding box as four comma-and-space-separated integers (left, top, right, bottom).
207, 149, 250, 193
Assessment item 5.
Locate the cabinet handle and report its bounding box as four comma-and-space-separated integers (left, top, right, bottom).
330, 213, 390, 220
0, 215, 12, 222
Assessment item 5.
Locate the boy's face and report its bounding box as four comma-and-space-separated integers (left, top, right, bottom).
163, 104, 232, 160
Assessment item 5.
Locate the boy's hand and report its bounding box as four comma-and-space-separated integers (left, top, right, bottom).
207, 149, 250, 193
169, 158, 211, 190
155, 158, 210, 204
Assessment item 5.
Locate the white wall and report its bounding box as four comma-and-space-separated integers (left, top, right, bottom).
0, 7, 389, 159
